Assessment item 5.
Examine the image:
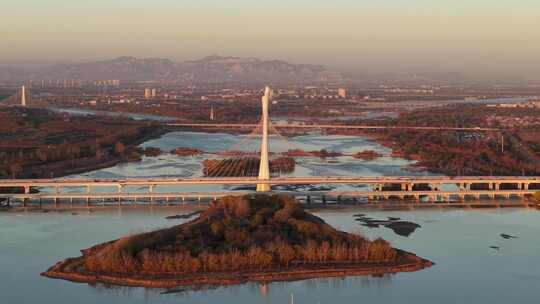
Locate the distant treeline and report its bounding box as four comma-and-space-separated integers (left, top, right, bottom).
0, 107, 165, 178
355, 105, 540, 176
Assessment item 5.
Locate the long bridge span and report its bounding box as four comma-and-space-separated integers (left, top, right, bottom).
2, 176, 540, 188
1, 176, 539, 208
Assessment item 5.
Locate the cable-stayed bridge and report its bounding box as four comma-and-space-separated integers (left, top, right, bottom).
1, 86, 539, 208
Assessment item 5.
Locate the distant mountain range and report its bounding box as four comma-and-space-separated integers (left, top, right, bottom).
0, 56, 343, 84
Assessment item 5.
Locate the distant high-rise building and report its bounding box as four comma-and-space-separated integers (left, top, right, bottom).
93, 79, 120, 87
21, 86, 26, 107
210, 105, 215, 121
151, 88, 157, 98
338, 88, 347, 99
144, 88, 152, 99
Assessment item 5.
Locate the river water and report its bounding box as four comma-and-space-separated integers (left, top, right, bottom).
68, 131, 436, 194
1, 208, 539, 304
1, 131, 539, 304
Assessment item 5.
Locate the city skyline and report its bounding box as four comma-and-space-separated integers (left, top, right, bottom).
2, 0, 540, 80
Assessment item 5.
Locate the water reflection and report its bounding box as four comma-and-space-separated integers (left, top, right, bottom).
81, 271, 396, 301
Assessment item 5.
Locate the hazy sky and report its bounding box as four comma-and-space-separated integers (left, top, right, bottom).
1, 0, 539, 79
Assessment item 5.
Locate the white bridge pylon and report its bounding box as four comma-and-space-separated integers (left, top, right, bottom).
256, 86, 272, 192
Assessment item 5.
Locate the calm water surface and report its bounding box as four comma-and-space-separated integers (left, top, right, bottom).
1, 208, 539, 304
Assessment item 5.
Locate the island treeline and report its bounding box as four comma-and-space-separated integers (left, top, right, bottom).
77, 195, 398, 275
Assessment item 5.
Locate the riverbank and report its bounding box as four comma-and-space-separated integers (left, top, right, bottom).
7, 125, 169, 179
43, 251, 432, 288
0, 107, 170, 179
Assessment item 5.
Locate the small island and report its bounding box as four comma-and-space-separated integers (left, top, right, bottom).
42, 195, 432, 288
353, 150, 383, 160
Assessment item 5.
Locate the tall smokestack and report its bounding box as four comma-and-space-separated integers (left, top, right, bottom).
21, 85, 26, 107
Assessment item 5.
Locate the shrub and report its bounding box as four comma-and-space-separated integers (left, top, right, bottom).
114, 142, 125, 155
367, 239, 397, 262
534, 191, 540, 202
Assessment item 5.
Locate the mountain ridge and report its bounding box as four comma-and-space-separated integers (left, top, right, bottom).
0, 55, 343, 84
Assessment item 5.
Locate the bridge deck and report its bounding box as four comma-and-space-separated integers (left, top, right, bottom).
1, 176, 539, 207
1, 176, 540, 188
3, 189, 537, 199
167, 123, 500, 132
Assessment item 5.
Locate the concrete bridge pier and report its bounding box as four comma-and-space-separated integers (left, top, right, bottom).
517, 183, 529, 190
149, 185, 155, 204
117, 185, 123, 205
22, 185, 31, 207
401, 183, 413, 191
